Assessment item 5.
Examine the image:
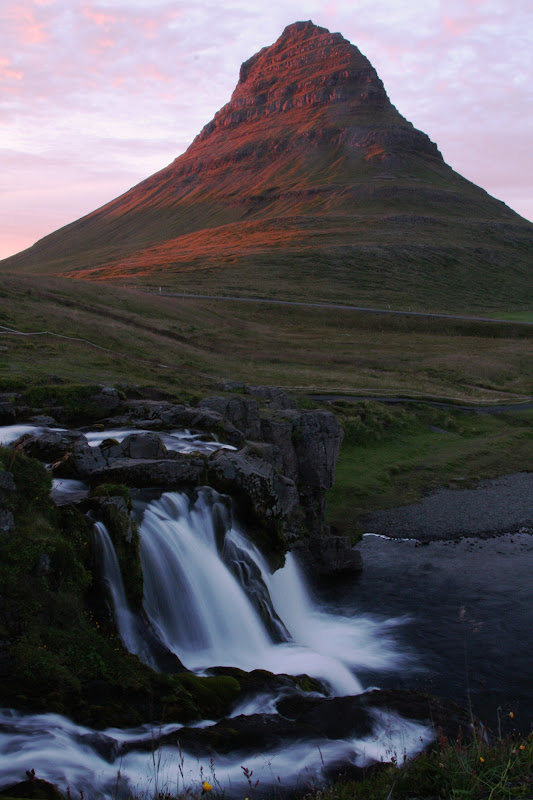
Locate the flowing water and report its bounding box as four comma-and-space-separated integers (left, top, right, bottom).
0, 486, 423, 797
3, 421, 531, 795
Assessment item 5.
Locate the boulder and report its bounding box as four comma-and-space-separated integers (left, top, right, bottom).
53, 439, 107, 478
89, 386, 122, 412
102, 432, 168, 461
10, 430, 85, 463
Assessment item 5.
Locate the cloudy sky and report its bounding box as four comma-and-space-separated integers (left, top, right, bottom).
1, 0, 532, 260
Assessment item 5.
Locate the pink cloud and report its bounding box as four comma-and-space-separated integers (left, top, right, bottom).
0, 57, 24, 81
443, 16, 475, 36
8, 6, 47, 44
82, 5, 116, 29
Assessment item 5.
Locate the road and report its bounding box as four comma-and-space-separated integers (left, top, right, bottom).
309, 394, 533, 413
154, 292, 533, 326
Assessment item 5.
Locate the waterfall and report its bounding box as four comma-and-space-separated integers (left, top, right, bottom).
0, 488, 426, 799
136, 489, 406, 694
93, 521, 158, 669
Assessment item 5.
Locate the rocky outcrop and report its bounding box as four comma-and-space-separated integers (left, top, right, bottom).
5, 386, 349, 571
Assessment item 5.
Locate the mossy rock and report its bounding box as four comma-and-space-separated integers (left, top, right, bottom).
175, 674, 241, 719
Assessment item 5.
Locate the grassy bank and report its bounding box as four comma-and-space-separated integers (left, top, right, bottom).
326, 401, 533, 539
305, 728, 533, 800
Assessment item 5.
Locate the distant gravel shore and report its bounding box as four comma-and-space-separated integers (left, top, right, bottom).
360, 472, 533, 541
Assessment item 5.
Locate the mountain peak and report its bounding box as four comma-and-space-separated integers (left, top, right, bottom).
2, 21, 531, 313
195, 19, 406, 152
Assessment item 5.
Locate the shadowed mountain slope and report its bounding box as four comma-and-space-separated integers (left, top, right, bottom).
2, 21, 532, 311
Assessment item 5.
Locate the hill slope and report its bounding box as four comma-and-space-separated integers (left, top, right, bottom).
2, 20, 532, 312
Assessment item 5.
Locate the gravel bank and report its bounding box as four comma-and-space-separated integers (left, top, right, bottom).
360, 472, 533, 541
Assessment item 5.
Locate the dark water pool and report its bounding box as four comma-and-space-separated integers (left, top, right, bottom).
322, 531, 533, 736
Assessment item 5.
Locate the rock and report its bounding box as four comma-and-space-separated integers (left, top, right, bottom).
123, 687, 473, 761
0, 509, 15, 533
77, 732, 121, 763
287, 411, 344, 490
261, 409, 343, 535
207, 448, 299, 545
0, 776, 64, 800
119, 401, 246, 448
259, 416, 298, 478
292, 536, 363, 582
104, 432, 168, 460
11, 430, 85, 463
28, 415, 57, 426
53, 439, 107, 478
0, 401, 16, 425
90, 386, 122, 412
90, 455, 206, 488
0, 471, 16, 493
245, 385, 297, 409
198, 396, 262, 440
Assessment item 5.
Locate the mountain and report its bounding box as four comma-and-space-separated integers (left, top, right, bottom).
2, 20, 532, 311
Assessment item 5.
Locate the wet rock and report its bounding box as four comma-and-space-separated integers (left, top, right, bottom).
292, 536, 363, 582
11, 430, 85, 463
28, 415, 57, 426
125, 688, 472, 761
53, 440, 107, 478
105, 432, 168, 460
77, 732, 122, 763
0, 401, 16, 425
0, 775, 64, 800
90, 455, 206, 488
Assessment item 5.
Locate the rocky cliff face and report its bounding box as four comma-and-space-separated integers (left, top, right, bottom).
2, 21, 531, 311
192, 20, 440, 163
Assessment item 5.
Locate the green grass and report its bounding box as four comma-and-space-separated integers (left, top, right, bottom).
326, 403, 533, 538
304, 729, 533, 800
1, 274, 532, 404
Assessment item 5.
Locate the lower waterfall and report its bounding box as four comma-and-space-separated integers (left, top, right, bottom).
0, 488, 427, 798
138, 489, 407, 695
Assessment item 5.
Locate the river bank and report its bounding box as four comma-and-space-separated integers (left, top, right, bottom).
360, 472, 532, 541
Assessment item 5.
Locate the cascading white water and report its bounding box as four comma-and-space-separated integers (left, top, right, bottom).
138, 490, 409, 695
0, 708, 433, 799
93, 521, 158, 669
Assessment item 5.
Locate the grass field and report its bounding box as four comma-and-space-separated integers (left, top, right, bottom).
326, 401, 533, 538
1, 274, 532, 403
1, 272, 532, 532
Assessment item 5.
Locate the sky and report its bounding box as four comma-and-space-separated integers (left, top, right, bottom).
1, 0, 532, 261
